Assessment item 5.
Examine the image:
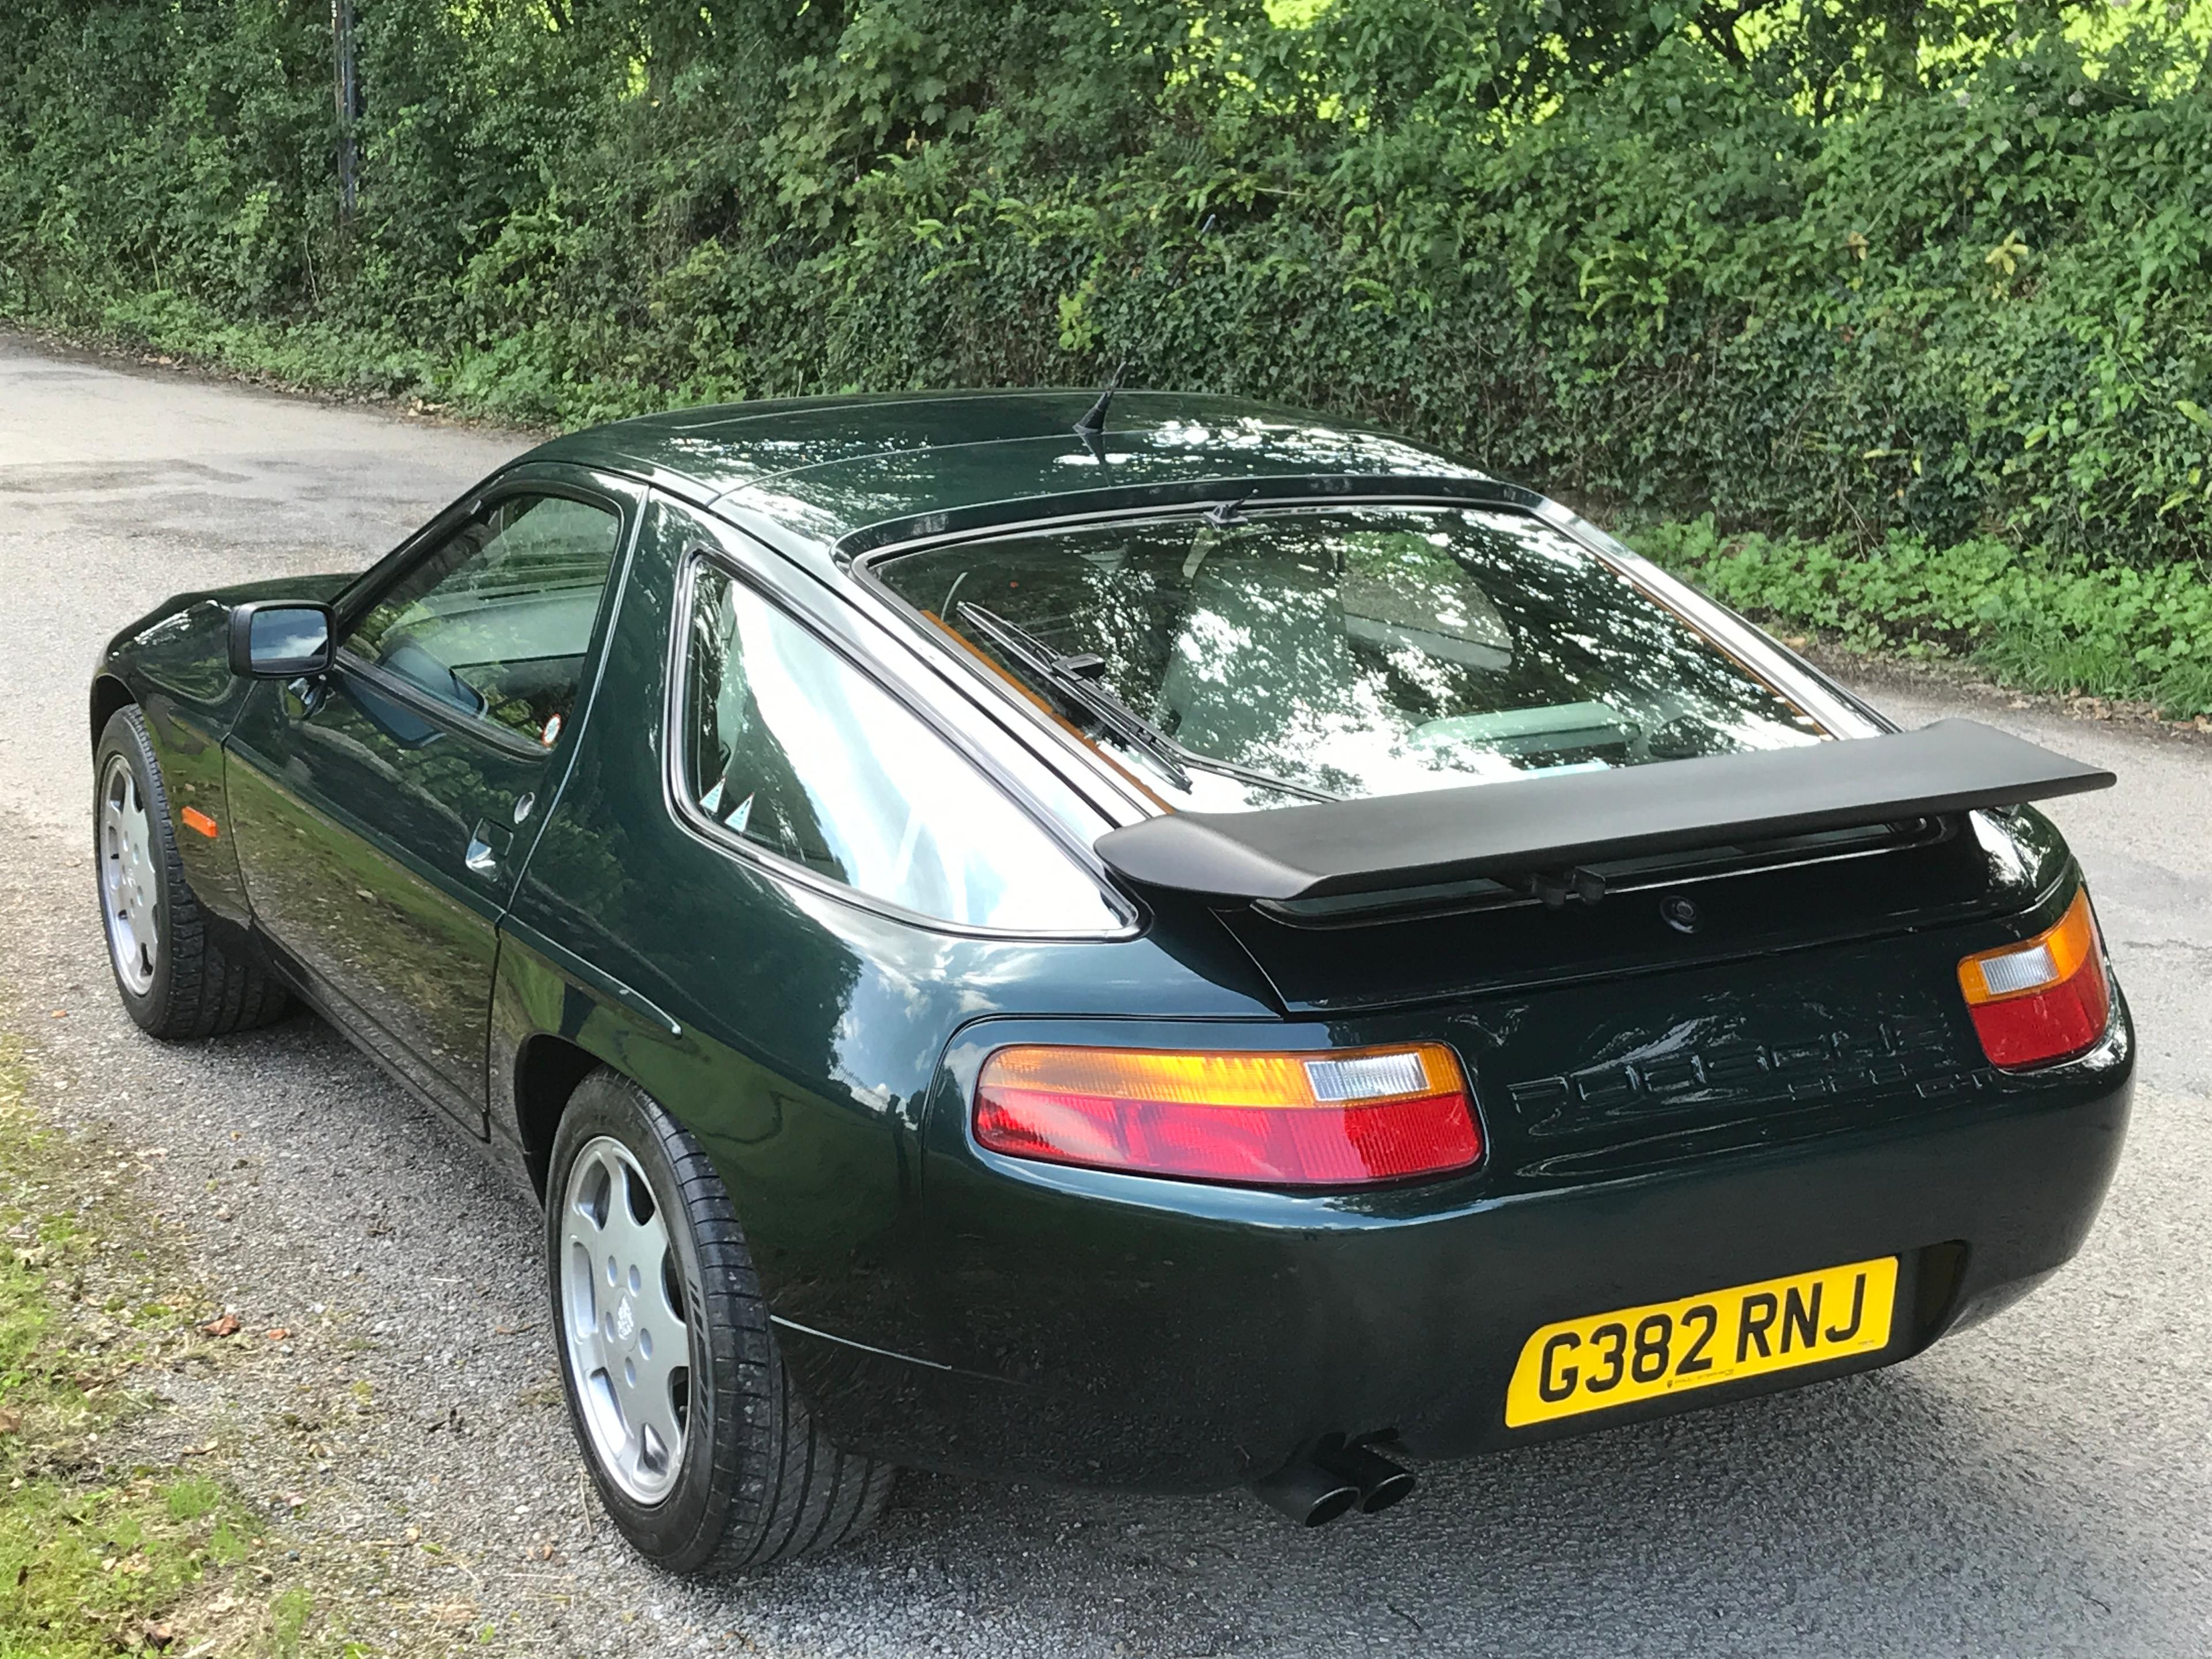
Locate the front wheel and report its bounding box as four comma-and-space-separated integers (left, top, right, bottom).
546, 1070, 893, 1573
94, 706, 291, 1039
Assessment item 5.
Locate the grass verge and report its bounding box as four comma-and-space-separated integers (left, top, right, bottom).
0, 1028, 363, 1659
1631, 516, 2212, 722
5, 296, 560, 430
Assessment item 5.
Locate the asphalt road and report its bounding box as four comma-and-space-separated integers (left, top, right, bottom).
2, 331, 2208, 1657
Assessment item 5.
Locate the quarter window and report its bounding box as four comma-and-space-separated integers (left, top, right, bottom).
679, 560, 1121, 933
344, 493, 622, 748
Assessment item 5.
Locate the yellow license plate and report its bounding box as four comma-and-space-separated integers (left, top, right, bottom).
1505, 1256, 1898, 1428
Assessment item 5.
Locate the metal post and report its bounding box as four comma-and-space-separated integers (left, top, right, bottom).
333, 0, 358, 221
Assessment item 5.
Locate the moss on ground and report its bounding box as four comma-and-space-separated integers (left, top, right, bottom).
0, 1028, 368, 1658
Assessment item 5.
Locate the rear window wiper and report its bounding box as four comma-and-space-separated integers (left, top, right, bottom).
955, 602, 1335, 804
957, 602, 1194, 790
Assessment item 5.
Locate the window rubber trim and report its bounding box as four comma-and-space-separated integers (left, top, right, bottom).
327, 649, 555, 763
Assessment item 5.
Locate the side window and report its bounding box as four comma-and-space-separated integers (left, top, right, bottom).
344, 493, 622, 748
679, 560, 1122, 933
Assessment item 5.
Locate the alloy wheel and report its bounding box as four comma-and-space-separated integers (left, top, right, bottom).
559, 1135, 692, 1503
100, 754, 159, 996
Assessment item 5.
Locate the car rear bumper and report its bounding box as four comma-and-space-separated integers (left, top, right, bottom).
777, 1005, 2131, 1492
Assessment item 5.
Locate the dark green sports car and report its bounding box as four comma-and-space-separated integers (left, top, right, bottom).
87, 391, 2132, 1571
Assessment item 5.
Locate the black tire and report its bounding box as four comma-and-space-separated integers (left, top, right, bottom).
93, 706, 293, 1040
546, 1070, 894, 1573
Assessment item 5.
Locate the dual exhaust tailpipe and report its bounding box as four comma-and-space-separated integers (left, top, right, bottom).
1248, 1440, 1416, 1528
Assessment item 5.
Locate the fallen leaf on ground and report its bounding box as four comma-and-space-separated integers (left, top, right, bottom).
263, 1328, 289, 1342
0, 1409, 20, 1434
200, 1314, 241, 1337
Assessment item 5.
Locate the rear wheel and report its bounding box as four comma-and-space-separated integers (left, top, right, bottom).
547, 1070, 893, 1573
94, 706, 291, 1039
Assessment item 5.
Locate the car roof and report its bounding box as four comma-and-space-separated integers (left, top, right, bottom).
520, 389, 1873, 827
524, 390, 1503, 561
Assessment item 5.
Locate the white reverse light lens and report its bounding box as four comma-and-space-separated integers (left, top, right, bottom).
1303, 1051, 1430, 1103
1976, 941, 2059, 997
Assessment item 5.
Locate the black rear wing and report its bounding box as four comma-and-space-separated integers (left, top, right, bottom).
1093, 719, 2113, 903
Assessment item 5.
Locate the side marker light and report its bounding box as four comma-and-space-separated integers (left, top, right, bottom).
180, 807, 219, 839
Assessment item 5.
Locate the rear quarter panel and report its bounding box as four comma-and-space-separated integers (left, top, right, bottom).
494, 493, 1279, 1423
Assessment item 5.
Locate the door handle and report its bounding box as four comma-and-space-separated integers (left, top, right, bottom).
464, 818, 509, 878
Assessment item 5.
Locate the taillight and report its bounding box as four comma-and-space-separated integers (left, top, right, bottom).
1957, 888, 2112, 1069
973, 1043, 1480, 1188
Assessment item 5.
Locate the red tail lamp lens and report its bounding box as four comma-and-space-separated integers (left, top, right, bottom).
973, 1043, 1480, 1187
1957, 888, 2112, 1070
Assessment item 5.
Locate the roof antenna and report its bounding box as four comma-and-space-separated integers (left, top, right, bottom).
1074, 362, 1126, 445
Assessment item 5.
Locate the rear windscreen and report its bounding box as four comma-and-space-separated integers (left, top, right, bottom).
875, 505, 1824, 806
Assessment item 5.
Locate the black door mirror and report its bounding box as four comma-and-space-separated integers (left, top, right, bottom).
229, 602, 336, 678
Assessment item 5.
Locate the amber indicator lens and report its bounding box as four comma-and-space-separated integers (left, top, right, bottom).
973, 1043, 1480, 1187
1956, 888, 2111, 1069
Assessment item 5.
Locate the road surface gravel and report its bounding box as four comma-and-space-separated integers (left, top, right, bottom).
2, 331, 2207, 1657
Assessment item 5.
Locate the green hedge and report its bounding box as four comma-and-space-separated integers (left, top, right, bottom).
3, 0, 2211, 700
1634, 518, 2212, 716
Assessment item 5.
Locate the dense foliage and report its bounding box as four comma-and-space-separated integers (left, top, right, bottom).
3, 1, 2211, 586
1635, 518, 2212, 715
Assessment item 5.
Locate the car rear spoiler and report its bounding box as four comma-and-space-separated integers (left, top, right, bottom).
1093, 719, 2115, 903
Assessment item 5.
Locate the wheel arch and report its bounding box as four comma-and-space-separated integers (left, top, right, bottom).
512, 1031, 618, 1200
90, 675, 135, 752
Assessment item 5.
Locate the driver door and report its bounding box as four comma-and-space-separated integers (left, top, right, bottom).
225, 472, 636, 1132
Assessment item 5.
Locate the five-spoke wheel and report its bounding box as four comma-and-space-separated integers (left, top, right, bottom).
93, 705, 290, 1039
545, 1070, 894, 1572
99, 751, 160, 995
559, 1135, 692, 1503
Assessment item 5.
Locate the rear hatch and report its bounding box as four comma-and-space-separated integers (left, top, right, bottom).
865, 493, 2103, 1183
1207, 806, 2076, 1187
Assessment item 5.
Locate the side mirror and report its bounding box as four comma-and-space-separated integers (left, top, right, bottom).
228, 601, 336, 679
